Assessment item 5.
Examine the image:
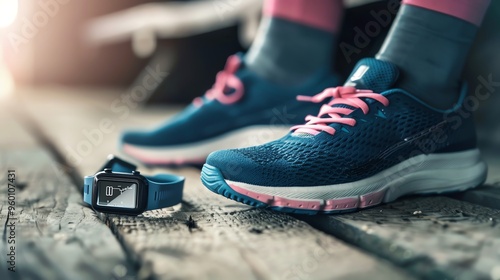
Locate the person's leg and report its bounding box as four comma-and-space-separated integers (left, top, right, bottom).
120, 0, 344, 166
202, 1, 491, 214
376, 0, 491, 109
246, 0, 344, 85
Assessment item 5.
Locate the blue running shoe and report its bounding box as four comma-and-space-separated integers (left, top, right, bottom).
120, 54, 339, 166
201, 58, 488, 214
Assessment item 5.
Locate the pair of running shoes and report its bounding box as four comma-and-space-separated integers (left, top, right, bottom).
120, 54, 487, 215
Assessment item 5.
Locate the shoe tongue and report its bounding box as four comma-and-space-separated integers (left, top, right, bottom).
344, 58, 399, 93
293, 58, 399, 138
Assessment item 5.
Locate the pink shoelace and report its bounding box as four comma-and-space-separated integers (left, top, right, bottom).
291, 86, 389, 136
192, 55, 244, 107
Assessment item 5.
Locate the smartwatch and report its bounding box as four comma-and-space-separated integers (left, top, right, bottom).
83, 155, 184, 215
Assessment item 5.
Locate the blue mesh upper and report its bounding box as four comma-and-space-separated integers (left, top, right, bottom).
206, 59, 477, 186
207, 91, 477, 186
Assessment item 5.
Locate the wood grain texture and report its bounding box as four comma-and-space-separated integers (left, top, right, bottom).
106, 168, 414, 280
0, 106, 133, 280
302, 196, 500, 280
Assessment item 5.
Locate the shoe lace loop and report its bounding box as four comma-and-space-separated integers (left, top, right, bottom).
291, 86, 389, 136
193, 55, 244, 106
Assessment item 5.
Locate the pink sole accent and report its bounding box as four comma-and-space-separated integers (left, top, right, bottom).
123, 144, 207, 165
228, 183, 388, 212
323, 197, 359, 211
359, 189, 387, 208
403, 0, 490, 26
263, 0, 344, 33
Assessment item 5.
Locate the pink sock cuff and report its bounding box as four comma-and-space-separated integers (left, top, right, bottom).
403, 0, 490, 26
263, 0, 344, 33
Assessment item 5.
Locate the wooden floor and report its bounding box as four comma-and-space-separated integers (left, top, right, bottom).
1, 87, 499, 280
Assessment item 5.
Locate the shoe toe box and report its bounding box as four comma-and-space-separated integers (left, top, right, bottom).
207, 149, 254, 180
206, 146, 302, 186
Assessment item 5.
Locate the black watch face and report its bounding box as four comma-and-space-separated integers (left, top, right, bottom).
96, 180, 138, 209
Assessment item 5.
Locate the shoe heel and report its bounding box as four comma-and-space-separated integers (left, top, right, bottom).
383, 149, 488, 203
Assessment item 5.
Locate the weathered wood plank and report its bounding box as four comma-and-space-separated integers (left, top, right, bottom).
301, 196, 500, 280
20, 87, 415, 279
0, 105, 133, 279
106, 167, 414, 279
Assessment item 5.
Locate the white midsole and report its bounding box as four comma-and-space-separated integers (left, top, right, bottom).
124, 125, 290, 161
226, 149, 487, 201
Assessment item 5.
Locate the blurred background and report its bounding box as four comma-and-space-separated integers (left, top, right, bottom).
1, 0, 499, 150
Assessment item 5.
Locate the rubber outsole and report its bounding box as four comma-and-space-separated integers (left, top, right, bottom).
201, 164, 359, 215
201, 153, 487, 215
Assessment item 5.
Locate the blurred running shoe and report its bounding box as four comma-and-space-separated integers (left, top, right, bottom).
120, 54, 339, 166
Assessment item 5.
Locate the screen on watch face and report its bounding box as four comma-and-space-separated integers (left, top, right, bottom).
97, 180, 138, 209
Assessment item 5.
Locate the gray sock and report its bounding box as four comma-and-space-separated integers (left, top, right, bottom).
246, 17, 336, 85
377, 5, 479, 109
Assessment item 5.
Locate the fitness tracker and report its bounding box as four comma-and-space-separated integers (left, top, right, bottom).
83, 155, 184, 215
